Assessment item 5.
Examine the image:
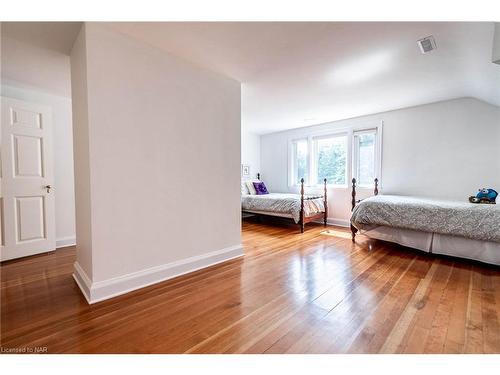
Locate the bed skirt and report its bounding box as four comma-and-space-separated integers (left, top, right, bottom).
359, 225, 500, 266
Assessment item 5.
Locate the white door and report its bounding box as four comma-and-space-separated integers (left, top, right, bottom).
1, 97, 56, 261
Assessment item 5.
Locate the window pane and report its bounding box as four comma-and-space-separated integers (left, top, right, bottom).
357, 133, 376, 186
294, 140, 308, 184
315, 136, 347, 185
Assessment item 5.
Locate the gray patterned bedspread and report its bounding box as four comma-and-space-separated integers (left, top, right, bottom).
241, 193, 325, 223
351, 195, 500, 242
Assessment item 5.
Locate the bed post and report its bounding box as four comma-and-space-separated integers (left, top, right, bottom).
351, 178, 357, 210
323, 178, 328, 226
257, 173, 260, 180
300, 178, 305, 233
351, 178, 358, 242
374, 178, 379, 196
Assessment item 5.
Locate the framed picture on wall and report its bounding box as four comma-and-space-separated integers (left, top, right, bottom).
242, 165, 250, 177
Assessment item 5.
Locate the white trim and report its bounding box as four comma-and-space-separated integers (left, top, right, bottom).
352, 127, 381, 188
72, 244, 244, 304
313, 218, 350, 228
56, 236, 76, 248
72, 262, 92, 304
326, 218, 350, 228
288, 137, 309, 187
311, 132, 349, 187
287, 121, 383, 190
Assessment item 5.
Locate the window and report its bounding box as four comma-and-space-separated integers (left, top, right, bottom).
291, 139, 309, 185
353, 129, 377, 187
313, 135, 347, 186
288, 123, 381, 188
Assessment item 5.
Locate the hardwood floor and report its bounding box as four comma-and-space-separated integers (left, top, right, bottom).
1, 220, 499, 354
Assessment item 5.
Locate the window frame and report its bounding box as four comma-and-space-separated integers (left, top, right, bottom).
311, 132, 349, 188
287, 121, 383, 190
288, 138, 310, 186
352, 128, 381, 188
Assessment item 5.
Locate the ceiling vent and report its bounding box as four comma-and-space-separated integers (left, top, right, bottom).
417, 36, 437, 54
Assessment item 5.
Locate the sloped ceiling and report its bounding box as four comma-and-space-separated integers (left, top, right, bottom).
1, 22, 81, 97
3, 22, 499, 133
2, 22, 81, 54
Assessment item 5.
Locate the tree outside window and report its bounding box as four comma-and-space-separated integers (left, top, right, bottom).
315, 136, 347, 185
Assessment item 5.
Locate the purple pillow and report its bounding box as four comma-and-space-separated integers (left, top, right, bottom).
253, 181, 269, 195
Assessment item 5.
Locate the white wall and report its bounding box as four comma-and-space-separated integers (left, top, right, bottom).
1, 36, 72, 97
241, 130, 261, 179
70, 26, 93, 278
261, 98, 500, 225
71, 23, 242, 302
1, 35, 76, 247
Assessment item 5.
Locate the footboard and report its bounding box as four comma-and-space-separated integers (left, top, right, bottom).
351, 178, 379, 241
298, 178, 328, 233
251, 173, 328, 233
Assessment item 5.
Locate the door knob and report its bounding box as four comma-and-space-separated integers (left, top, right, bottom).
44, 185, 52, 193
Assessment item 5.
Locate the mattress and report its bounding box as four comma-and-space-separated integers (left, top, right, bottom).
241, 193, 325, 223
351, 195, 500, 243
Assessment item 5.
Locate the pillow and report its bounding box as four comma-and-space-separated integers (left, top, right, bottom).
241, 181, 249, 195
246, 180, 257, 195
253, 181, 269, 195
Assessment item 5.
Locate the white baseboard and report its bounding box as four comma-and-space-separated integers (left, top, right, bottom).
73, 244, 243, 304
326, 218, 350, 228
313, 218, 350, 228
72, 262, 92, 304
56, 236, 76, 248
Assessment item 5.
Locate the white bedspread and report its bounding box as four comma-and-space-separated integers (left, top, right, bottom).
351, 195, 500, 243
241, 193, 325, 223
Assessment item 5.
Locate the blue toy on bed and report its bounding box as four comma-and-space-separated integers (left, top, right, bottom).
469, 188, 498, 204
